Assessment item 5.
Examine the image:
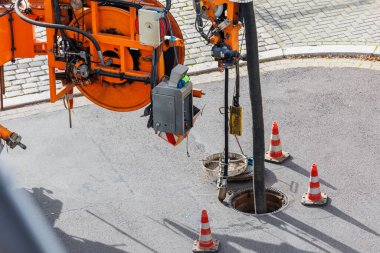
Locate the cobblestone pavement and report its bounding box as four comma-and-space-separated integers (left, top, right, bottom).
2, 0, 380, 101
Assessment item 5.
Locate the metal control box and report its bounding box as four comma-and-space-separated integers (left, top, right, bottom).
152, 65, 193, 135
138, 8, 165, 47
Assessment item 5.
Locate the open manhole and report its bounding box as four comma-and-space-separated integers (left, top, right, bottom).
228, 188, 288, 215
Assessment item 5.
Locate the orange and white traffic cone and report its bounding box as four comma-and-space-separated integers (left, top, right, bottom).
301, 163, 328, 206
193, 210, 219, 252
265, 121, 290, 164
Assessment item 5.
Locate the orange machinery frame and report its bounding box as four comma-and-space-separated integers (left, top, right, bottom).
200, 0, 241, 51
0, 0, 185, 111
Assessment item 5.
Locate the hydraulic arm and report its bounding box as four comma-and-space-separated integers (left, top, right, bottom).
0, 124, 26, 150
193, 0, 266, 212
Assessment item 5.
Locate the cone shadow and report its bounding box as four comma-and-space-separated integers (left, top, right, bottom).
261, 212, 360, 253
152, 218, 315, 253
283, 157, 337, 190
323, 205, 379, 236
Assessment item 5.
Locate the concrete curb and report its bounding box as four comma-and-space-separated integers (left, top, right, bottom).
188, 45, 380, 75
2, 45, 379, 110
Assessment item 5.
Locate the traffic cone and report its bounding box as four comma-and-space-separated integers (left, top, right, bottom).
301, 163, 328, 206
265, 121, 290, 164
193, 210, 219, 252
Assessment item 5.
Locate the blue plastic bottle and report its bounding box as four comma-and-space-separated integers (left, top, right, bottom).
247, 156, 254, 173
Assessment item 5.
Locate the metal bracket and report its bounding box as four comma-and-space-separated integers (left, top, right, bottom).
8, 13, 16, 63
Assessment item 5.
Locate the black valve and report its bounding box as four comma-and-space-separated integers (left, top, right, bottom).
211, 45, 239, 65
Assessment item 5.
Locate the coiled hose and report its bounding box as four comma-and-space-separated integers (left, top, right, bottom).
14, 0, 105, 66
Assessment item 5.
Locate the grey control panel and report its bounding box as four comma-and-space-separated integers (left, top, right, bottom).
152, 65, 193, 135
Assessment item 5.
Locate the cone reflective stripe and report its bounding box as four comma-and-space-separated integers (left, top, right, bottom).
193, 210, 219, 252
301, 164, 328, 206
158, 131, 188, 146
265, 121, 290, 163
198, 211, 213, 248
307, 166, 322, 200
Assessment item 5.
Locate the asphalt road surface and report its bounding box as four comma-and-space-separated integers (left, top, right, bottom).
1, 66, 379, 253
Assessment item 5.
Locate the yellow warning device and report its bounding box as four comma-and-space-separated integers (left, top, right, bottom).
229, 105, 243, 136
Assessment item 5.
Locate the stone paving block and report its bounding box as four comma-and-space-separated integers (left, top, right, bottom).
29, 61, 45, 67
15, 69, 28, 74
30, 71, 46, 77
23, 87, 40, 95
16, 73, 31, 79
22, 83, 38, 89
5, 75, 16, 82
5, 90, 23, 98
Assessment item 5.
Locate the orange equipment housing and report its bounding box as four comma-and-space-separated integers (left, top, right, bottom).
0, 124, 12, 141
198, 0, 241, 51
0, 0, 184, 112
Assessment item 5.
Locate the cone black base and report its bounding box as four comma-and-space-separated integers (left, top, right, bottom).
192, 239, 220, 252
264, 151, 290, 164
301, 192, 328, 206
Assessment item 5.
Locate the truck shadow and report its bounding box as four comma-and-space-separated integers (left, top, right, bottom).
24, 187, 131, 253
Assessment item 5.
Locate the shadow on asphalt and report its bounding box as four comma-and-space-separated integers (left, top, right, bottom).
151, 218, 314, 253
25, 187, 132, 253
282, 157, 337, 190
148, 214, 366, 253
25, 187, 377, 253
261, 213, 360, 253
321, 202, 379, 236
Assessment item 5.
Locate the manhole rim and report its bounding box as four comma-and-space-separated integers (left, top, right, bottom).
226, 187, 289, 216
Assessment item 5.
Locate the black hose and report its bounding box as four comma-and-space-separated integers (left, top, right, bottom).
0, 3, 13, 17
91, 0, 143, 9
14, 0, 105, 66
194, 0, 210, 43
241, 2, 266, 214
96, 69, 150, 83
165, 0, 171, 11
52, 0, 78, 53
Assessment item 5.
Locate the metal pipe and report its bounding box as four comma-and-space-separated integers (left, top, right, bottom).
218, 67, 229, 201
234, 63, 240, 106
241, 2, 267, 214
224, 67, 229, 179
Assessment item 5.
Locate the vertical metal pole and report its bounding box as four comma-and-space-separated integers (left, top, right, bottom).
234, 64, 240, 106
241, 2, 266, 213
218, 67, 229, 201
0, 66, 4, 111
223, 68, 229, 178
